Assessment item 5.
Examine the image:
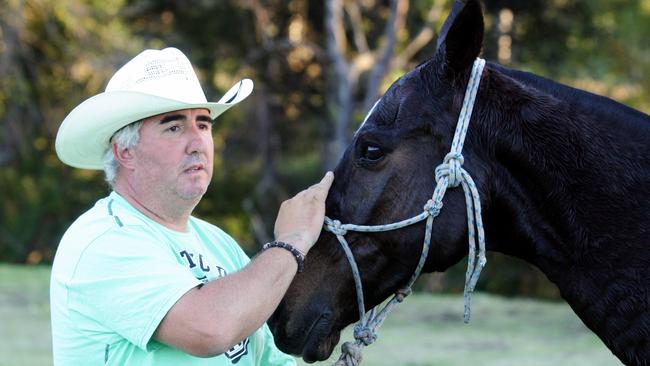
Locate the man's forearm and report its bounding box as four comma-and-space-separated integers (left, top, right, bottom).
154, 246, 299, 357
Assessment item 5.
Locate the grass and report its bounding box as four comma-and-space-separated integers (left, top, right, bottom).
299, 295, 623, 366
0, 264, 622, 366
0, 264, 52, 366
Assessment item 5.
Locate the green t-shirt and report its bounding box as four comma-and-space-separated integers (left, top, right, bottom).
50, 192, 296, 366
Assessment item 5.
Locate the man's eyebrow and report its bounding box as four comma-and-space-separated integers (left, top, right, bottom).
197, 115, 213, 123
158, 113, 213, 125
159, 114, 187, 124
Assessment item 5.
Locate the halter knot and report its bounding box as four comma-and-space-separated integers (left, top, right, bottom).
444, 152, 464, 187
443, 151, 464, 165
328, 219, 348, 236
395, 287, 412, 302
333, 341, 363, 366
353, 324, 377, 346
423, 199, 443, 218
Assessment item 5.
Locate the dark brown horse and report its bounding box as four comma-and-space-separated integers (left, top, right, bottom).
268, 0, 650, 365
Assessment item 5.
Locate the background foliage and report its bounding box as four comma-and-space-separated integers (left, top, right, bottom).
0, 0, 648, 299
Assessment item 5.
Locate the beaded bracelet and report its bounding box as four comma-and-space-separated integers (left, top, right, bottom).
262, 241, 305, 273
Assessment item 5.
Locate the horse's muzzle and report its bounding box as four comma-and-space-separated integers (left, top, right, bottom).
269, 306, 339, 362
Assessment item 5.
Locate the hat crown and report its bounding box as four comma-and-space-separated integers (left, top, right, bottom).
105, 47, 208, 104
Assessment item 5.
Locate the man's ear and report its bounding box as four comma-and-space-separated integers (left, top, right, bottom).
432, 0, 484, 78
112, 143, 136, 170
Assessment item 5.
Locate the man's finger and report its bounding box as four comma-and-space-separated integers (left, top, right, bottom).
310, 171, 334, 197
319, 171, 334, 187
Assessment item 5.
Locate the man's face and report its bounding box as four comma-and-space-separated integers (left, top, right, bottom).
132, 108, 214, 202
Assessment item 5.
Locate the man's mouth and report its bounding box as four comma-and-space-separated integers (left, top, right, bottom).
183, 164, 204, 173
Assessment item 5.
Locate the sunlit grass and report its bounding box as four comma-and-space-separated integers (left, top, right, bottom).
0, 264, 51, 366
296, 293, 622, 366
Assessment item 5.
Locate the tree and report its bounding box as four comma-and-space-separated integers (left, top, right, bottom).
0, 0, 142, 263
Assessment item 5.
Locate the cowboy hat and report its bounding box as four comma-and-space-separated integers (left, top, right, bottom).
55, 47, 253, 169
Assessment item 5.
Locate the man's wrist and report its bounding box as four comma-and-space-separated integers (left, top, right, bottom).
274, 234, 310, 254
262, 241, 305, 273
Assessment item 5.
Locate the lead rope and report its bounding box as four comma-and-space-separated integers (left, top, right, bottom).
324, 58, 487, 366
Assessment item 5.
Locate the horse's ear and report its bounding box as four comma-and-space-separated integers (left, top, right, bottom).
432, 0, 484, 78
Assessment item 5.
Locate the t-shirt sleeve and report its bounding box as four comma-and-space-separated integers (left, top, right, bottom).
66, 225, 201, 351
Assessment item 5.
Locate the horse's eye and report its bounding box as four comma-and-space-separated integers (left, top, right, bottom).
361, 144, 384, 162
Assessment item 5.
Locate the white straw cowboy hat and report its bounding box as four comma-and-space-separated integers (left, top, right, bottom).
55, 47, 253, 169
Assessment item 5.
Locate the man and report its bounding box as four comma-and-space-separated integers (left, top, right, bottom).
50, 47, 333, 365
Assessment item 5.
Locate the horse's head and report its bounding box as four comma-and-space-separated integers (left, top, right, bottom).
269, 0, 491, 361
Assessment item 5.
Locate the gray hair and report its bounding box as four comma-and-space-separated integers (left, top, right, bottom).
102, 121, 143, 189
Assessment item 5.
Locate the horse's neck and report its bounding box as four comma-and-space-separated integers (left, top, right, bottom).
475, 65, 650, 365
477, 64, 650, 263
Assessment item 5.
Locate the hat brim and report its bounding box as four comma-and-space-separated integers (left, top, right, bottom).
56, 79, 253, 170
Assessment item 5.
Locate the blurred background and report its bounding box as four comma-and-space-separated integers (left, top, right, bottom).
0, 0, 649, 361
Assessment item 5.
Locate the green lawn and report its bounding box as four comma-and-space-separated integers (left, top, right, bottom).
0, 265, 52, 366
0, 264, 622, 366
298, 295, 623, 366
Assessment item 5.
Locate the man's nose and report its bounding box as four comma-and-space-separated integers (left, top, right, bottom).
185, 122, 210, 155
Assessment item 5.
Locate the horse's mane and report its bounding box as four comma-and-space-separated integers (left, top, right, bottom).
489, 62, 650, 127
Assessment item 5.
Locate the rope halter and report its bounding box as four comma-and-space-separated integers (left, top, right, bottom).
323, 58, 488, 366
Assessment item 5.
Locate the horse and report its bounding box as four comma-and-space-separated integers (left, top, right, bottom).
268, 0, 650, 365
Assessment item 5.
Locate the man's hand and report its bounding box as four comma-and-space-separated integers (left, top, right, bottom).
274, 171, 334, 255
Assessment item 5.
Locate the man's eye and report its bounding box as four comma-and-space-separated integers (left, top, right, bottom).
168, 125, 180, 132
